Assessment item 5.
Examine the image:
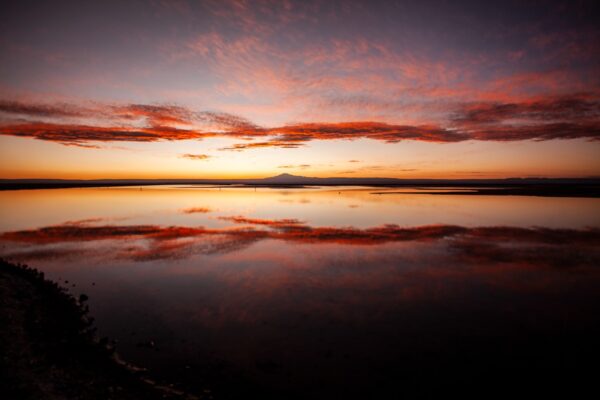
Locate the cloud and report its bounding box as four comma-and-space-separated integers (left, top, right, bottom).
0, 122, 207, 146
1, 95, 599, 149
454, 93, 600, 124
0, 100, 95, 119
218, 122, 469, 150
219, 140, 304, 151
0, 100, 259, 147
181, 153, 211, 160
466, 122, 600, 141
265, 122, 469, 143
450, 93, 600, 141
278, 164, 311, 169
113, 103, 196, 126
0, 100, 257, 128
181, 207, 212, 214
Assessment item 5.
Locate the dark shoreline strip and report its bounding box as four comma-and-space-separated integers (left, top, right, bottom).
1, 183, 599, 198
371, 185, 600, 198
0, 259, 199, 400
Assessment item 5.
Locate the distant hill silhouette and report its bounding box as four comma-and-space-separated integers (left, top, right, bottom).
262, 173, 311, 183
1, 174, 599, 197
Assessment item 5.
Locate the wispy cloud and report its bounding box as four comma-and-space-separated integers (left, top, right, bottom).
181, 207, 212, 214
278, 164, 311, 169
181, 153, 211, 160
1, 94, 599, 149
0, 100, 94, 119
453, 93, 600, 124
0, 122, 206, 146
219, 140, 304, 151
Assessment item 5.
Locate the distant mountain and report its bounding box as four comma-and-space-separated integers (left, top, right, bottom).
261, 173, 312, 183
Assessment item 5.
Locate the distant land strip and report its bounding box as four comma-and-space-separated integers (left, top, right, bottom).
1, 174, 599, 197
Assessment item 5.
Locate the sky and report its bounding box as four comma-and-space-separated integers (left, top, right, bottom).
0, 0, 599, 179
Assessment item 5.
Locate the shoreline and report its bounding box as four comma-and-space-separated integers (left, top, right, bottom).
0, 259, 202, 400
1, 181, 599, 198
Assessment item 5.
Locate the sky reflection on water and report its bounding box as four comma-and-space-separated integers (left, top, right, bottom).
1, 186, 599, 398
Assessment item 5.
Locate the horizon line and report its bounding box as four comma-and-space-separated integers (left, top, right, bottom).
2, 175, 600, 182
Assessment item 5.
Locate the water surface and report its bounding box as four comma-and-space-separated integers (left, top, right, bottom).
1, 186, 599, 398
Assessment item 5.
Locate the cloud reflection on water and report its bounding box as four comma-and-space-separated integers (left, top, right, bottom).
1, 208, 599, 398
1, 217, 598, 267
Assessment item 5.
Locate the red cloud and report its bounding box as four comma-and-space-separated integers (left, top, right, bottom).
181, 207, 212, 214
217, 122, 469, 150
265, 122, 468, 143
467, 122, 600, 141
451, 93, 600, 141
1, 95, 599, 149
454, 93, 600, 124
113, 104, 195, 126
0, 100, 94, 119
181, 153, 211, 160
0, 122, 208, 145
219, 140, 304, 151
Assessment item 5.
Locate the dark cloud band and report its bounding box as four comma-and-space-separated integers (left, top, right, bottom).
1, 95, 599, 149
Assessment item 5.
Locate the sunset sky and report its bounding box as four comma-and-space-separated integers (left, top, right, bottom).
1, 0, 599, 179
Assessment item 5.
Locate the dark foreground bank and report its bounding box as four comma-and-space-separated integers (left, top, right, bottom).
0, 259, 203, 400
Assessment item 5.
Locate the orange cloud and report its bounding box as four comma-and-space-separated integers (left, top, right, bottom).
466, 122, 600, 141
265, 122, 468, 143
278, 164, 311, 169
181, 153, 211, 160
454, 93, 600, 124
219, 140, 304, 151
181, 207, 212, 214
1, 94, 599, 149
0, 100, 93, 119
0, 122, 207, 145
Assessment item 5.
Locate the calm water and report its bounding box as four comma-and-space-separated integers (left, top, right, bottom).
1, 186, 599, 398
